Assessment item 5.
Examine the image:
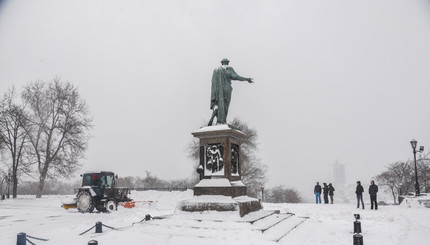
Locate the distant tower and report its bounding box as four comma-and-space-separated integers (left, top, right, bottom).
333, 160, 346, 187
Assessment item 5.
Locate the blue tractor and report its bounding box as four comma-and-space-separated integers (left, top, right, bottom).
73, 171, 132, 213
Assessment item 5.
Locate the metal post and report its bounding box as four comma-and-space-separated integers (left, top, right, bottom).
88, 240, 98, 245
95, 222, 102, 233
353, 234, 363, 245
145, 214, 152, 221
413, 149, 420, 196
354, 221, 361, 233
17, 232, 26, 245
353, 214, 363, 245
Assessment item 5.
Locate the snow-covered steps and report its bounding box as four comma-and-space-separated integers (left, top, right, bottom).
252, 213, 293, 232
260, 214, 308, 242
131, 216, 256, 240
240, 209, 280, 224
127, 211, 308, 242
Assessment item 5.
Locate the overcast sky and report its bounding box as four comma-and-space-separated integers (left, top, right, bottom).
1, 0, 430, 198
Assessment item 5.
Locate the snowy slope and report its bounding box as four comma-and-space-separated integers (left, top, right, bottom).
1, 190, 429, 245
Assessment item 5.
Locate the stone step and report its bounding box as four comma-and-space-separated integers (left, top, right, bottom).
240, 210, 280, 224
252, 213, 293, 232
261, 215, 307, 242
149, 218, 251, 230
130, 218, 258, 240
128, 211, 307, 241
169, 210, 277, 223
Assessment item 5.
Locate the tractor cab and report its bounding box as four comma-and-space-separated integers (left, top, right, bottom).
82, 172, 116, 188
81, 171, 116, 198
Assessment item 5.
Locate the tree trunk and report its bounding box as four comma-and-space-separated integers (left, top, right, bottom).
36, 164, 49, 198
36, 175, 46, 198
12, 173, 18, 198
391, 188, 396, 205
12, 157, 18, 198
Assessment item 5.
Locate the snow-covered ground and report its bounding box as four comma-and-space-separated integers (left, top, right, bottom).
1, 190, 429, 245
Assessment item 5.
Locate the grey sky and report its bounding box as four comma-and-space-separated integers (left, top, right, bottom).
1, 0, 430, 198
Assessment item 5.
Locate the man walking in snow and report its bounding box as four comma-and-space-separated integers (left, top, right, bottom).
323, 183, 329, 204
328, 183, 335, 204
314, 182, 322, 204
369, 180, 378, 210
356, 181, 364, 209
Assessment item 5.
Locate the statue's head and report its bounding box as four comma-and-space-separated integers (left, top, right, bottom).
221, 58, 230, 65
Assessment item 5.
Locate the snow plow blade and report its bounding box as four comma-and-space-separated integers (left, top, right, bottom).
121, 201, 136, 209
63, 203, 77, 210
62, 198, 77, 210
119, 201, 155, 209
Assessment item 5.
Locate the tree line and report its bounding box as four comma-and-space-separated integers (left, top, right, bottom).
375, 152, 430, 204
1, 81, 303, 203
0, 78, 92, 198
10, 171, 198, 195
9, 170, 302, 204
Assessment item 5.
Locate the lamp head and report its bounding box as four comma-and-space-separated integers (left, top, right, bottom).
410, 139, 417, 150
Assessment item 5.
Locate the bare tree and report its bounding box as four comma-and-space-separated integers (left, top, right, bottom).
265, 185, 302, 203
417, 153, 430, 193
22, 79, 92, 198
375, 160, 417, 204
117, 176, 136, 188
142, 171, 167, 189
186, 117, 267, 197
0, 88, 31, 198
375, 170, 398, 204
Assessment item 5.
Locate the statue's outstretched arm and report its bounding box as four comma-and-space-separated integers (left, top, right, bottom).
227, 67, 254, 83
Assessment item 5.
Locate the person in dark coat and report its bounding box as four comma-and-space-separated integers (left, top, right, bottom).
369, 180, 378, 210
328, 183, 335, 204
356, 181, 364, 209
314, 182, 322, 204
322, 183, 329, 204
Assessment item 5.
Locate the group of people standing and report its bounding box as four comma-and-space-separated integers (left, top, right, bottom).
314, 180, 379, 210
314, 182, 335, 204
356, 180, 379, 210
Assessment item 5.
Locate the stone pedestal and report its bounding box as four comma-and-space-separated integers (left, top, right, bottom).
180, 124, 261, 217
193, 178, 247, 197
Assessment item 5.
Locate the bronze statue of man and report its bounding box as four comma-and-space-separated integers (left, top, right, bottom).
208, 58, 254, 126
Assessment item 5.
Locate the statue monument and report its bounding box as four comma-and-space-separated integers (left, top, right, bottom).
208, 58, 254, 126
179, 59, 261, 217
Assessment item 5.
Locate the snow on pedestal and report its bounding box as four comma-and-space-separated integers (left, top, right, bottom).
177, 193, 262, 217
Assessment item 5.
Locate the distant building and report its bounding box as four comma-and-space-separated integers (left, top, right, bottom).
333, 160, 346, 187
332, 160, 348, 203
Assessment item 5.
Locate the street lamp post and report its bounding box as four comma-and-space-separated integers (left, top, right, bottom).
410, 139, 424, 196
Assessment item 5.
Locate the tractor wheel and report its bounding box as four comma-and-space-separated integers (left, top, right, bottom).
77, 191, 95, 213
106, 200, 117, 212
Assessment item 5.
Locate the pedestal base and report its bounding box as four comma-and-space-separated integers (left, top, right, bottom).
193, 178, 247, 197
179, 195, 262, 217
